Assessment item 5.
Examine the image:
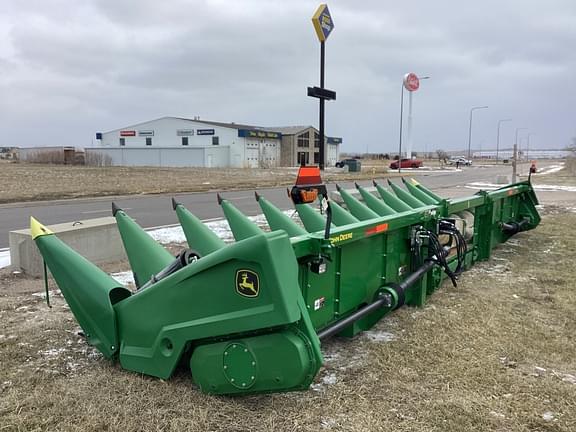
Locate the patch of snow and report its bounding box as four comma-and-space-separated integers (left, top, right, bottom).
147, 225, 186, 244
111, 271, 135, 286
40, 348, 67, 358
145, 210, 299, 246
536, 164, 564, 175
465, 181, 576, 193
561, 373, 576, 385
32, 289, 61, 299
312, 372, 337, 391
542, 411, 556, 422
489, 411, 506, 419
320, 418, 337, 429
0, 249, 10, 269
364, 330, 396, 343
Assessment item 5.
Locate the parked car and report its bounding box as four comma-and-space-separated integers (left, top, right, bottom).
335, 158, 362, 172
448, 157, 472, 166
389, 158, 423, 169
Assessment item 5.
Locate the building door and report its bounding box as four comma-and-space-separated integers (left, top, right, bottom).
297, 152, 309, 166
246, 141, 259, 168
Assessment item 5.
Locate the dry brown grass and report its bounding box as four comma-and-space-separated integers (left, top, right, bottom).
0, 161, 392, 204
1, 204, 575, 431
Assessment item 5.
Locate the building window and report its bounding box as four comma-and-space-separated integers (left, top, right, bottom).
314, 132, 320, 148
297, 152, 309, 166
146, 137, 152, 146
182, 137, 189, 146
297, 132, 310, 148
212, 136, 219, 145
119, 138, 125, 146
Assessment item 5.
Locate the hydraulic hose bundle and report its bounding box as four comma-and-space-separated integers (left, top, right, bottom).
414, 219, 467, 287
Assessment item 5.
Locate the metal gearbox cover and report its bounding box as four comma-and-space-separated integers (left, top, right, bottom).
190, 330, 319, 395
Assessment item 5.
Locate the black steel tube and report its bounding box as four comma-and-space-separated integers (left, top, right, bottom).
397, 259, 436, 292
501, 218, 530, 235
318, 294, 389, 340
318, 247, 447, 340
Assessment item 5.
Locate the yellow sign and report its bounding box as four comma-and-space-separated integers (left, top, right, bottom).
312, 4, 334, 42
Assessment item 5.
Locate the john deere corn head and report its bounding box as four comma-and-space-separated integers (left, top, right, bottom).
31, 169, 540, 395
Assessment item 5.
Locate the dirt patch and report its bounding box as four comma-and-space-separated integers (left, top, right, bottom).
0, 161, 393, 204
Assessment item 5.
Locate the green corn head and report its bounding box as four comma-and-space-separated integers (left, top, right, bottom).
32, 176, 541, 395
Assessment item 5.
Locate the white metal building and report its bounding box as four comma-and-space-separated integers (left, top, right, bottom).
89, 117, 341, 168
91, 117, 283, 168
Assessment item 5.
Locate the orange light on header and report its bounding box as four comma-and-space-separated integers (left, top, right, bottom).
365, 223, 389, 236
299, 189, 318, 203
295, 166, 322, 186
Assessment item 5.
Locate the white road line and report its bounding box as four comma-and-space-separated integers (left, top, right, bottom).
82, 208, 132, 214
226, 196, 252, 201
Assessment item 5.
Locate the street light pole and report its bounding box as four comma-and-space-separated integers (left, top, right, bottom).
398, 83, 405, 174
513, 127, 528, 182
467, 105, 488, 160
496, 118, 512, 163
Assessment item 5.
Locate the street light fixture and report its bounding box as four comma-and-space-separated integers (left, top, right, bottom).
496, 118, 512, 163
398, 75, 429, 173
467, 106, 488, 160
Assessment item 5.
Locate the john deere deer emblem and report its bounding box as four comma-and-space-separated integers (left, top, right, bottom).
235, 270, 260, 298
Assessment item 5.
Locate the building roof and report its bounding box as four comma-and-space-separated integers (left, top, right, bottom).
101, 117, 340, 142
175, 118, 264, 131
262, 125, 314, 135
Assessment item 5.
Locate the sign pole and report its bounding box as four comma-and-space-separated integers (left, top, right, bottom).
309, 4, 335, 170
398, 83, 405, 173
319, 41, 325, 170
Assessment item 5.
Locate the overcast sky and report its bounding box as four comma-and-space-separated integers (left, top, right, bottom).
1, 0, 575, 153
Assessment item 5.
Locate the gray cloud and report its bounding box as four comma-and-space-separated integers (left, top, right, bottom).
0, 0, 575, 152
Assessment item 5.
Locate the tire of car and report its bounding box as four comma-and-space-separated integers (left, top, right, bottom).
411, 163, 418, 168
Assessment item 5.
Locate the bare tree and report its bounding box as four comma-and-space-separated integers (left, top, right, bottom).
436, 149, 448, 165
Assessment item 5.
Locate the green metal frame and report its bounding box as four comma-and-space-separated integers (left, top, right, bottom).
32, 178, 540, 395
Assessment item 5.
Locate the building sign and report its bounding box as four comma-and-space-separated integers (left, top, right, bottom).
177, 129, 194, 136
120, 130, 136, 137
312, 4, 334, 42
238, 129, 282, 139
138, 130, 154, 137
403, 73, 420, 92
197, 129, 215, 135
327, 137, 342, 144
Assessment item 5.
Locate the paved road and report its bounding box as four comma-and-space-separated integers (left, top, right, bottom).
0, 163, 535, 248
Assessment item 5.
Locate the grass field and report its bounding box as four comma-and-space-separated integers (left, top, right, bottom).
0, 160, 394, 204
0, 167, 575, 431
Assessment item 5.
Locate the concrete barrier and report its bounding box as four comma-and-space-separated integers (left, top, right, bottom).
9, 217, 126, 277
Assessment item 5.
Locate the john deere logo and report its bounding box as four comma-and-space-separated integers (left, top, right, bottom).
235, 270, 260, 298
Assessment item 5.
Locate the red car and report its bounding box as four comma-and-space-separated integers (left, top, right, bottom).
389, 158, 423, 169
